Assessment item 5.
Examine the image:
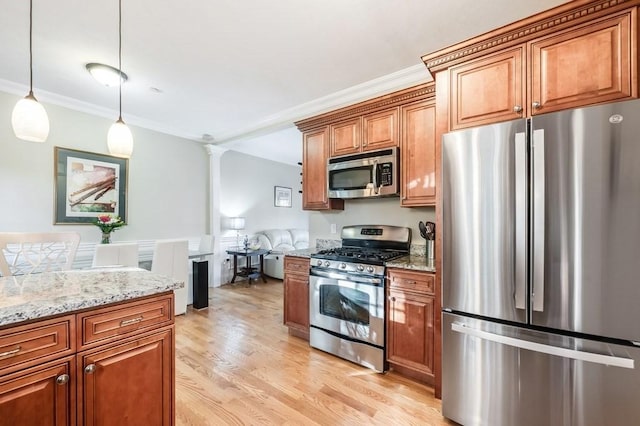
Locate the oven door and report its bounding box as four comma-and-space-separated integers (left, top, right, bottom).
309, 268, 385, 347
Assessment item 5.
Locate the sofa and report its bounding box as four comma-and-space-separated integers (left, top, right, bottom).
254, 229, 309, 279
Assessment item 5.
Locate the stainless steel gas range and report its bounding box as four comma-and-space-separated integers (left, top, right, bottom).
309, 225, 411, 372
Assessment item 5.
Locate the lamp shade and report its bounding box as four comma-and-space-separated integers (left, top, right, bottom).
228, 217, 245, 230
107, 118, 133, 158
11, 95, 50, 142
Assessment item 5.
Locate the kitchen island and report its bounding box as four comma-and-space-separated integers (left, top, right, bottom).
0, 268, 181, 425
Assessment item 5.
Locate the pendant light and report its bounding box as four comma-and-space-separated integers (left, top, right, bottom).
107, 0, 133, 158
11, 0, 50, 143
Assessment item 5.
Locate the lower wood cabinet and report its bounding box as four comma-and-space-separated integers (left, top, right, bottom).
0, 293, 175, 426
78, 328, 174, 426
0, 357, 75, 425
386, 268, 435, 384
283, 256, 310, 340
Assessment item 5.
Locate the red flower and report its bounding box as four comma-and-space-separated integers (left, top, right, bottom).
98, 215, 111, 223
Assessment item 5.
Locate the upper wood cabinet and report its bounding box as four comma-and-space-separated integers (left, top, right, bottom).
302, 127, 344, 211
330, 108, 399, 157
449, 48, 525, 130
330, 117, 361, 157
424, 2, 638, 131
529, 12, 633, 114
296, 84, 435, 208
401, 100, 436, 207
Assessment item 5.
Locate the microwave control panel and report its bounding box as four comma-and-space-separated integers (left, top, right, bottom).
380, 163, 393, 186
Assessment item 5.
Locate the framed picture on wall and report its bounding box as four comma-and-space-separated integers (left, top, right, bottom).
274, 186, 292, 208
54, 147, 128, 224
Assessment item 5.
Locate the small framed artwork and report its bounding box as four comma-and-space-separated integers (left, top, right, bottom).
274, 186, 292, 208
54, 147, 128, 224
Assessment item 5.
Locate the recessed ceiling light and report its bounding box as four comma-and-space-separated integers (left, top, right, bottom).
86, 63, 128, 87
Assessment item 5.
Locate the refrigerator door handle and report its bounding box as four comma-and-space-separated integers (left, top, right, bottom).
532, 129, 545, 312
515, 132, 527, 310
452, 322, 634, 369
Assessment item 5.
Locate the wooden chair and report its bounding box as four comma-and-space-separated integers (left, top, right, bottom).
0, 232, 81, 276
152, 239, 188, 315
92, 242, 139, 268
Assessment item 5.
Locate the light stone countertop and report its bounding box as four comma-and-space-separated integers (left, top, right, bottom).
0, 268, 183, 328
283, 248, 319, 259
385, 255, 436, 273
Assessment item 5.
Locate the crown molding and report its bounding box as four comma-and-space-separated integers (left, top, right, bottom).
0, 78, 204, 142
422, 0, 639, 74
195, 63, 432, 144
0, 63, 431, 146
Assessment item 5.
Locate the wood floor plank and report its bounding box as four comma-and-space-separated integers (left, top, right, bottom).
175, 279, 456, 425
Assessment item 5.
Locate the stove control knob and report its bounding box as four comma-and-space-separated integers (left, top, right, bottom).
324, 261, 331, 267
316, 260, 323, 266
367, 266, 374, 273
340, 263, 347, 269
357, 265, 365, 272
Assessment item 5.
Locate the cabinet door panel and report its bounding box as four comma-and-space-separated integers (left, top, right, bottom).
303, 128, 329, 210
401, 100, 436, 206
450, 49, 525, 129
530, 12, 634, 114
283, 272, 309, 332
387, 289, 434, 374
363, 108, 399, 151
0, 357, 74, 426
330, 118, 361, 157
78, 328, 173, 426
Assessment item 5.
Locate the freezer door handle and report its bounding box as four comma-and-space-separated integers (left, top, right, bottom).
532, 129, 545, 312
515, 132, 527, 310
452, 322, 634, 369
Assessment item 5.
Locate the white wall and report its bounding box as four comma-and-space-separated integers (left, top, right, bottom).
219, 150, 308, 241
0, 90, 209, 243
309, 198, 435, 247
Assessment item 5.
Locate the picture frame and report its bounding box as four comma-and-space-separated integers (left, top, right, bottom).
54, 147, 128, 224
274, 186, 292, 208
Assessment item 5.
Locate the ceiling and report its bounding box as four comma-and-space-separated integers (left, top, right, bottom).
0, 0, 567, 165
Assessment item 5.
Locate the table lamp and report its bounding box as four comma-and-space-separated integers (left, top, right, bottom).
228, 217, 245, 249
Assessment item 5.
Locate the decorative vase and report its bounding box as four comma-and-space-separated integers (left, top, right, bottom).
101, 232, 111, 244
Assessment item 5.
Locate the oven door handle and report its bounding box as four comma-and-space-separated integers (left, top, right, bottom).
310, 269, 383, 285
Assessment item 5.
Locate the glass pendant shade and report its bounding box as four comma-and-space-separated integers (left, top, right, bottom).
11, 93, 50, 142
107, 118, 133, 158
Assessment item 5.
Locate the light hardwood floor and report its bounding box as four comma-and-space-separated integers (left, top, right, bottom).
175, 278, 456, 425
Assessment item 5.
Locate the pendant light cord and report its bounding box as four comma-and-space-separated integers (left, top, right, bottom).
28, 0, 33, 96
118, 0, 123, 121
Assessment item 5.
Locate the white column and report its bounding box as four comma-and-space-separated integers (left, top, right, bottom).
205, 144, 227, 287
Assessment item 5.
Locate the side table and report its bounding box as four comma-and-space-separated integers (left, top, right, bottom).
226, 248, 270, 283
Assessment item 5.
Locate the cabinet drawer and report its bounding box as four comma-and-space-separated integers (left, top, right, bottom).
77, 294, 173, 350
284, 256, 310, 274
0, 315, 74, 374
388, 270, 435, 294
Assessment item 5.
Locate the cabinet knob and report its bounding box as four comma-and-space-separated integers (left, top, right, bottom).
513, 105, 523, 113
389, 296, 396, 302
56, 374, 70, 385
84, 364, 96, 374
532, 101, 541, 109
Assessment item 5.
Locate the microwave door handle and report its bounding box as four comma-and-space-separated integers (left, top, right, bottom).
373, 160, 379, 194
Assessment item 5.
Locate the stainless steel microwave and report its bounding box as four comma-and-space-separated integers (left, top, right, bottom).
327, 147, 399, 199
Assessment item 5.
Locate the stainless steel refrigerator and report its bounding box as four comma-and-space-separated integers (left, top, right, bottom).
442, 99, 640, 426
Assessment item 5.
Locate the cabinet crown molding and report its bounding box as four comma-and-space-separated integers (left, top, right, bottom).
421, 0, 639, 74
295, 83, 435, 132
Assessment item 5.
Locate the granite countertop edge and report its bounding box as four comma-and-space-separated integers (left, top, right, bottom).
0, 269, 183, 328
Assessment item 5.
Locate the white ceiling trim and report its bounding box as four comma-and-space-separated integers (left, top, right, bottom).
215, 63, 432, 145
0, 63, 431, 145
